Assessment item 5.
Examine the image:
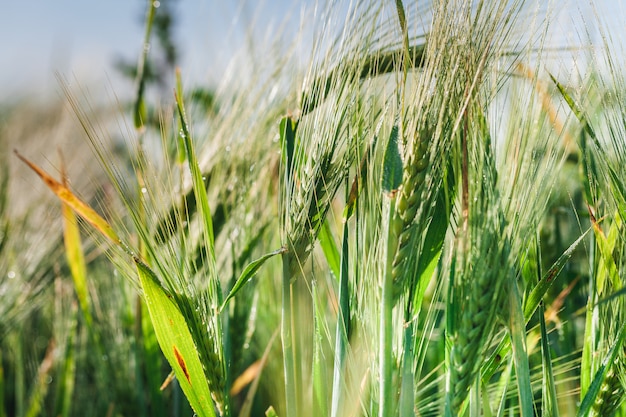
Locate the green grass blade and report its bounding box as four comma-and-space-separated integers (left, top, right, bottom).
590, 211, 620, 291
318, 219, 340, 280
135, 259, 217, 417
265, 406, 279, 417
398, 322, 415, 417
483, 228, 590, 382
54, 305, 77, 417
577, 324, 626, 417
60, 158, 92, 327
506, 279, 533, 417
382, 124, 403, 194
381, 196, 397, 417
279, 116, 298, 182
0, 350, 4, 417
133, 0, 157, 129
140, 299, 166, 417
312, 283, 329, 416
523, 227, 591, 323
175, 71, 217, 267
539, 302, 559, 417
331, 220, 350, 417
220, 247, 286, 312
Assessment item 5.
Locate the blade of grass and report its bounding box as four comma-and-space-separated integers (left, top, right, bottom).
380, 123, 403, 416
398, 321, 415, 417
319, 219, 340, 280
482, 228, 590, 382
506, 278, 533, 417
331, 220, 350, 417
175, 70, 217, 264
539, 302, 559, 417
135, 259, 217, 417
60, 153, 92, 328
54, 303, 77, 417
14, 151, 121, 246
312, 282, 330, 416
265, 406, 279, 417
133, 0, 158, 129
577, 324, 626, 417
220, 247, 286, 312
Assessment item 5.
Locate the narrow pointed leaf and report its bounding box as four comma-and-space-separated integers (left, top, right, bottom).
523, 227, 591, 320
175, 71, 216, 261
319, 219, 340, 280
483, 228, 590, 381
507, 279, 533, 417
220, 247, 286, 311
60, 157, 92, 327
577, 324, 626, 417
382, 125, 403, 194
15, 151, 120, 245
539, 303, 559, 417
135, 259, 216, 417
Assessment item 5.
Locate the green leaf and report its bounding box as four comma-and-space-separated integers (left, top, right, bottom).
506, 279, 533, 417
265, 406, 279, 417
331, 220, 350, 417
483, 228, 590, 382
62, 194, 92, 328
523, 228, 591, 320
54, 305, 78, 417
133, 0, 157, 129
539, 303, 559, 417
591, 211, 620, 292
382, 124, 403, 194
279, 116, 298, 180
319, 219, 341, 280
220, 247, 286, 311
135, 260, 217, 417
312, 283, 330, 416
577, 324, 626, 417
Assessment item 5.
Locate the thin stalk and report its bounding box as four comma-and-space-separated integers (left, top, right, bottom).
380, 197, 397, 417
331, 220, 351, 417
281, 253, 299, 417
398, 321, 415, 417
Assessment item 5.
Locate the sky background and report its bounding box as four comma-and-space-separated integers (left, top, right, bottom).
0, 0, 303, 102
0, 0, 623, 103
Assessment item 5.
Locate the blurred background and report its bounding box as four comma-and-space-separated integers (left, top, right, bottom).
1, 0, 622, 104
0, 0, 303, 103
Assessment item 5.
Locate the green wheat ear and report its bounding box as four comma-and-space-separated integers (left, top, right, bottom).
390, 127, 431, 300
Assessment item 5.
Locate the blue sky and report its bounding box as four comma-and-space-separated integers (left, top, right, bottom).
0, 1, 622, 103
0, 0, 301, 102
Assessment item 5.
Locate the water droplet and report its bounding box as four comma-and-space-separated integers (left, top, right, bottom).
202, 176, 206, 181
7, 271, 15, 279
143, 43, 151, 53
45, 375, 53, 384
141, 187, 147, 194
153, 0, 160, 7
249, 163, 256, 172
225, 145, 231, 152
